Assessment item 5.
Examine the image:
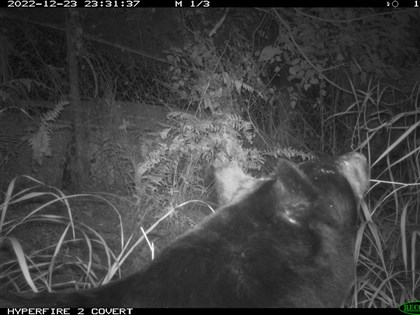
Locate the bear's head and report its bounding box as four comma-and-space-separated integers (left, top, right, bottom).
215, 152, 369, 224
211, 152, 369, 307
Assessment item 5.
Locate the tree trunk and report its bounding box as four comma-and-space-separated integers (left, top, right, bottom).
64, 9, 88, 192
0, 28, 10, 83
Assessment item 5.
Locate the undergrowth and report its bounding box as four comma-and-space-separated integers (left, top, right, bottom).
347, 82, 420, 308
133, 111, 263, 232
0, 176, 122, 292
0, 175, 206, 293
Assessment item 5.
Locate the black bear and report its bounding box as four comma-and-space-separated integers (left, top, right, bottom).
0, 152, 369, 308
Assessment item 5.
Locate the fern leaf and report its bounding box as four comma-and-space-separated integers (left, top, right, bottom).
27, 101, 69, 165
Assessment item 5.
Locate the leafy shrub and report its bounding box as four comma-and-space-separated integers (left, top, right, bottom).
135, 112, 264, 221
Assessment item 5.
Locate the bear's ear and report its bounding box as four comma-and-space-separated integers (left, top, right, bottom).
335, 152, 369, 202
214, 162, 261, 206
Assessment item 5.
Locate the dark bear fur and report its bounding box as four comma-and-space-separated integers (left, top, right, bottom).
0, 152, 369, 308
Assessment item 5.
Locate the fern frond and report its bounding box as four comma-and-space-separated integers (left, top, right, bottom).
41, 100, 68, 122
135, 111, 265, 217
26, 101, 69, 165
